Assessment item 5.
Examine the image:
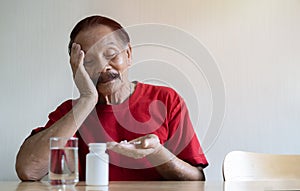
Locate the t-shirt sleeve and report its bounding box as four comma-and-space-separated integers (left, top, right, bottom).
164, 90, 208, 168
29, 100, 73, 136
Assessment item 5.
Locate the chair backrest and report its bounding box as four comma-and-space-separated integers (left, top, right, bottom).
223, 151, 300, 181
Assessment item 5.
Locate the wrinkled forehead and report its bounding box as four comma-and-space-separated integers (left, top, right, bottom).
74, 26, 127, 54
87, 32, 126, 54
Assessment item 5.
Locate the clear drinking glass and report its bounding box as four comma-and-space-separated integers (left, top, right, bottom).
49, 137, 79, 186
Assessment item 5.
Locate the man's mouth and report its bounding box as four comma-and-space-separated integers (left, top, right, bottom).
97, 72, 120, 84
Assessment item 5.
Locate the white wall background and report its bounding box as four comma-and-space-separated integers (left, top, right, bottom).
1, 0, 300, 181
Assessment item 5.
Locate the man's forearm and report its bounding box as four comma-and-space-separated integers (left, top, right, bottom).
155, 157, 205, 180
15, 96, 97, 181
147, 146, 205, 181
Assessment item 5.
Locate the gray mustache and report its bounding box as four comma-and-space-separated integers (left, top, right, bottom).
97, 72, 120, 83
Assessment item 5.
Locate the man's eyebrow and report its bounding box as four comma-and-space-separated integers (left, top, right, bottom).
103, 41, 118, 47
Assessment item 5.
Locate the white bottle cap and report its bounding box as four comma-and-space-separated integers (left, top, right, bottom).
88, 143, 106, 152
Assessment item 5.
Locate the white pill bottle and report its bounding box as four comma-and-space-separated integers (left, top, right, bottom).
86, 143, 109, 186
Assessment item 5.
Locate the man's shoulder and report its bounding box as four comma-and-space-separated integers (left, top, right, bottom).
138, 82, 178, 96
136, 82, 182, 106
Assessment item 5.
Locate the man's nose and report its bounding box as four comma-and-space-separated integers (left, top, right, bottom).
102, 64, 112, 72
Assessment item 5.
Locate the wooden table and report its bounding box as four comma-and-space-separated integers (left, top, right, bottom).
2, 180, 300, 191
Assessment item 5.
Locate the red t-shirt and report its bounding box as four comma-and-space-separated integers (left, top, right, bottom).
31, 82, 208, 180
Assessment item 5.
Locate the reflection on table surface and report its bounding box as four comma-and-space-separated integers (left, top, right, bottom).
1, 180, 300, 191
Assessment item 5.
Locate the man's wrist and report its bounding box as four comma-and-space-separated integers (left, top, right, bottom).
79, 94, 98, 105
146, 145, 175, 166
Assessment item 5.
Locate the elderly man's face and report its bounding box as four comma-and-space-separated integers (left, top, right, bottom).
74, 25, 132, 95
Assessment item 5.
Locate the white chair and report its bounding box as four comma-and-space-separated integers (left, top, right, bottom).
223, 151, 300, 181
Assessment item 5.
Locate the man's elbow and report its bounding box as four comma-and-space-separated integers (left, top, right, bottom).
16, 167, 45, 181
15, 159, 45, 181
196, 167, 206, 181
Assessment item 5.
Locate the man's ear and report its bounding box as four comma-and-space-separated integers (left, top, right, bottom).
126, 43, 132, 65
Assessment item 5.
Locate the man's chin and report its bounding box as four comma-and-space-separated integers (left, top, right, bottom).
97, 78, 116, 86
96, 79, 120, 93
